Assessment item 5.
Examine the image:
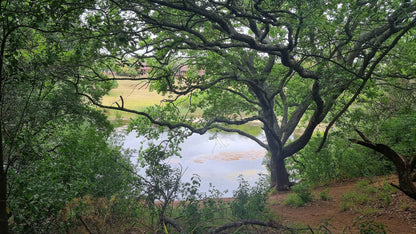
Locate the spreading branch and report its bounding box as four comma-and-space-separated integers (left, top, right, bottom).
349, 129, 416, 200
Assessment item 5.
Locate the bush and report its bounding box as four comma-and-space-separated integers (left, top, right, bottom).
283, 193, 306, 207
287, 133, 395, 185
178, 180, 229, 233
8, 126, 135, 233
231, 174, 270, 220
283, 183, 313, 207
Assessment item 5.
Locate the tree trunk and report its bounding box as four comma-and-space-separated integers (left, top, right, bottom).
396, 169, 416, 200
0, 170, 7, 234
269, 151, 290, 191
0, 132, 8, 233
263, 121, 291, 190
0, 73, 9, 233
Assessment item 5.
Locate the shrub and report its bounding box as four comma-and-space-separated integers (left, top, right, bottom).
283, 193, 305, 207
356, 180, 378, 194
287, 132, 395, 185
178, 177, 229, 233
283, 183, 313, 207
231, 174, 270, 220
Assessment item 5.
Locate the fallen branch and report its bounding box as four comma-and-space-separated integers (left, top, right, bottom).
162, 216, 184, 233
79, 217, 93, 234
210, 219, 303, 233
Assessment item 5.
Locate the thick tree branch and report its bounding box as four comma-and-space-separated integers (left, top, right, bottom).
282, 81, 326, 158
317, 18, 416, 152
349, 129, 416, 200
78, 90, 266, 148
162, 216, 183, 233
214, 125, 269, 150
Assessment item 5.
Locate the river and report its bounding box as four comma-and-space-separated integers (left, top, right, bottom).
122, 130, 268, 197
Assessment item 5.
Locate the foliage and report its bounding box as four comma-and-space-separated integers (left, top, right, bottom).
8, 126, 135, 233
178, 179, 230, 233
347, 75, 416, 158
2, 0, 416, 232
379, 113, 416, 157
62, 193, 151, 234
289, 70, 416, 185
340, 179, 396, 214
0, 3, 128, 232
85, 0, 416, 190
283, 183, 313, 207
283, 194, 306, 208
231, 174, 270, 220
117, 63, 140, 77
353, 217, 388, 234
127, 133, 273, 232
287, 134, 394, 185
318, 188, 332, 201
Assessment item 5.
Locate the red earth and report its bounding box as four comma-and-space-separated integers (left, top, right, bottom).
268, 175, 416, 233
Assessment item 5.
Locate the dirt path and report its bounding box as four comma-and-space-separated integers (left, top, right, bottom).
268, 176, 416, 233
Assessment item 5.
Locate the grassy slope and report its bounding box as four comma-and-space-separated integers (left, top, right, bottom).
101, 80, 165, 123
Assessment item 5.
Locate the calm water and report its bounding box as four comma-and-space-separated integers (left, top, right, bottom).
123, 130, 268, 197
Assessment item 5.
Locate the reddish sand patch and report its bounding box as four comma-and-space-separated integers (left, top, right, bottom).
269, 176, 416, 233
193, 150, 265, 163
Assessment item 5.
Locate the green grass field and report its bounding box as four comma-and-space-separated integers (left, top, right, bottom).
101, 80, 263, 135
101, 80, 165, 123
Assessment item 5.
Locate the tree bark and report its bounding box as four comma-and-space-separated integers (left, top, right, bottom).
0, 34, 10, 234
0, 169, 8, 234
272, 156, 290, 191
0, 98, 8, 233
263, 115, 291, 190
350, 129, 416, 200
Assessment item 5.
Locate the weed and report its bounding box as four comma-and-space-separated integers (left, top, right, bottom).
341, 179, 396, 214
360, 207, 379, 216
353, 217, 388, 234
342, 191, 369, 206
283, 183, 313, 207
318, 188, 332, 201
400, 201, 411, 211
292, 183, 313, 203
356, 180, 377, 194
283, 193, 305, 207
340, 200, 355, 212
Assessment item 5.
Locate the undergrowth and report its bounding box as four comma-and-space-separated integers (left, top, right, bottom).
283, 183, 313, 207
340, 179, 397, 215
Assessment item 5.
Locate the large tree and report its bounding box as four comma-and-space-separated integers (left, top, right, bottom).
83, 0, 416, 191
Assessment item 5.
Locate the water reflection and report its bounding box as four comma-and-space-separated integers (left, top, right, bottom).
123, 130, 267, 197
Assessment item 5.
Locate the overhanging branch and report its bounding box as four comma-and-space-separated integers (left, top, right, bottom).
78, 91, 267, 149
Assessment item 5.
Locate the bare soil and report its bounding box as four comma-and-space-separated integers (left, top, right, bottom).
268, 175, 416, 233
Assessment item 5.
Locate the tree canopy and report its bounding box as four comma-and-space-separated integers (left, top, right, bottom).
2, 0, 416, 232
0, 0, 131, 232
81, 0, 416, 190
